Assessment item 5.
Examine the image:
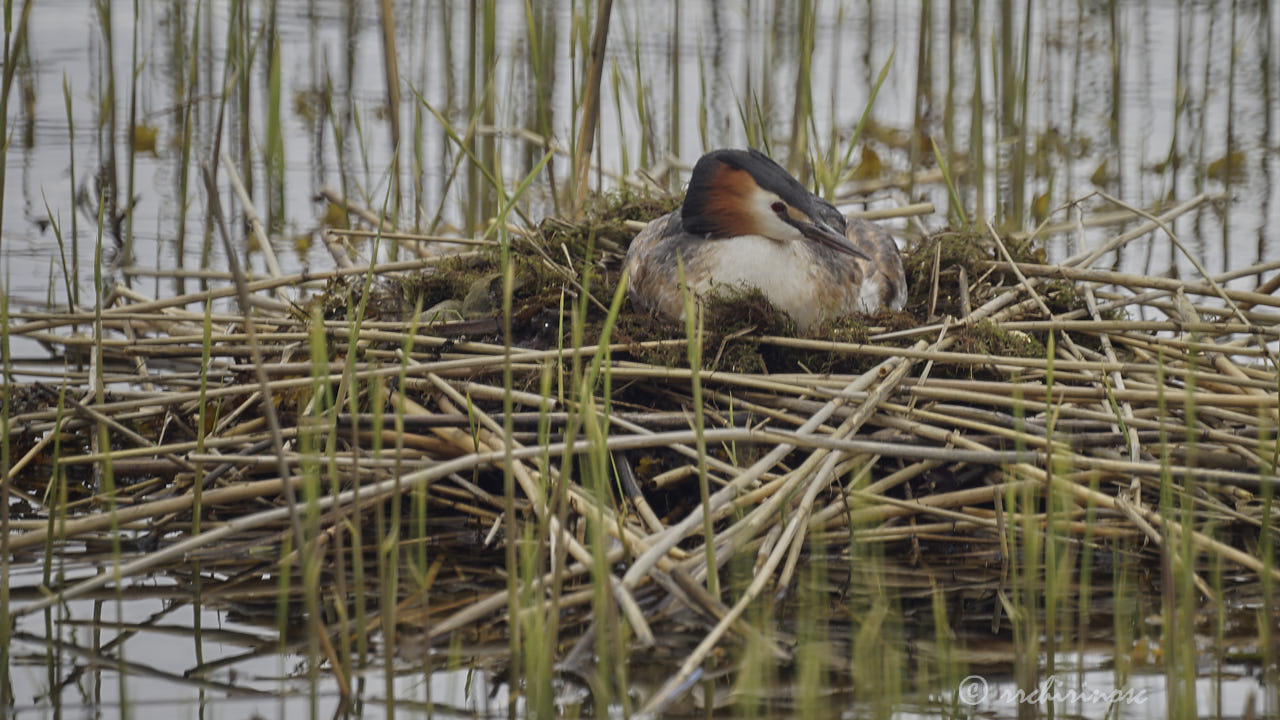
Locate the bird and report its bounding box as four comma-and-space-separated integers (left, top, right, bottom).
625, 148, 907, 330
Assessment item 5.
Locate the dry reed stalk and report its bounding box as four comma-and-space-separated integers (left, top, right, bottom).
11, 342, 662, 426
318, 186, 400, 234
334, 227, 499, 247
1063, 193, 1217, 267
15, 427, 818, 616
619, 351, 919, 593
120, 266, 234, 280
641, 428, 860, 713
610, 363, 842, 396
1005, 262, 1280, 312
9, 256, 471, 335
377, 0, 403, 228
602, 410, 769, 483
908, 381, 1279, 409
10, 173, 1280, 711
571, 0, 614, 215
221, 151, 289, 303
411, 383, 658, 644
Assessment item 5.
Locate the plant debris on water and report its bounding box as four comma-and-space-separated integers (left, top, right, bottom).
5, 176, 1280, 714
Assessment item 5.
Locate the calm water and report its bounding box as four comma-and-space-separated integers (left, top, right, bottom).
3, 1, 1273, 303
3, 0, 1277, 717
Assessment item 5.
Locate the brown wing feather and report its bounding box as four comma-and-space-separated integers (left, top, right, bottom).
624, 211, 688, 321
846, 218, 907, 311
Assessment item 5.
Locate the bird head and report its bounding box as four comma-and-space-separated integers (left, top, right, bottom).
681, 148, 871, 261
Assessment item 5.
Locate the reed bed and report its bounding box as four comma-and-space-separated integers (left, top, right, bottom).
4, 176, 1278, 714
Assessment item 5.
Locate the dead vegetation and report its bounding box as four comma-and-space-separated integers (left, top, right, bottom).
4, 185, 1279, 712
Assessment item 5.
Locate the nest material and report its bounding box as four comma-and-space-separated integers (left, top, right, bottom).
5, 188, 1278, 708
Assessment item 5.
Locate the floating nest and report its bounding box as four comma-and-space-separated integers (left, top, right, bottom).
5, 187, 1278, 711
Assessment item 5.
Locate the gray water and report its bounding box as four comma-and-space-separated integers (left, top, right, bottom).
3, 2, 1271, 303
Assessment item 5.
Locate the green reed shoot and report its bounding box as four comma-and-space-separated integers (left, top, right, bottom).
786, 0, 816, 178
265, 7, 284, 232
677, 258, 717, 599
931, 138, 969, 229
0, 273, 10, 709
796, 525, 828, 720
0, 0, 33, 259
191, 298, 216, 679
1262, 366, 1278, 709
42, 196, 75, 314
814, 48, 893, 203
62, 75, 80, 307
40, 381, 69, 713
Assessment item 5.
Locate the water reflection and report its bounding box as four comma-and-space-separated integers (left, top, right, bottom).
2, 1, 1270, 300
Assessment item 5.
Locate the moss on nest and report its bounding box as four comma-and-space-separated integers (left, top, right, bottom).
309, 189, 1118, 393
543, 189, 683, 257
899, 227, 1058, 319
788, 310, 919, 376
399, 190, 679, 337
956, 319, 1045, 358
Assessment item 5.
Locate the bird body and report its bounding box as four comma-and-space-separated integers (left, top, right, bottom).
625, 149, 906, 330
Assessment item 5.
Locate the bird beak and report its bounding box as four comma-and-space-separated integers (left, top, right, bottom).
799, 220, 872, 261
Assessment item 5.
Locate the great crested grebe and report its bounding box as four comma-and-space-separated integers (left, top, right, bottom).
625, 148, 907, 329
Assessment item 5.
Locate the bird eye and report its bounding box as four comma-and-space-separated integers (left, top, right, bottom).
770, 201, 786, 215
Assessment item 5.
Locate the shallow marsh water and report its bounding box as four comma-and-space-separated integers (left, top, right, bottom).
2, 1, 1279, 718
3, 1, 1273, 293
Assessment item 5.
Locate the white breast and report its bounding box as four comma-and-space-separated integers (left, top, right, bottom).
689, 235, 842, 329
